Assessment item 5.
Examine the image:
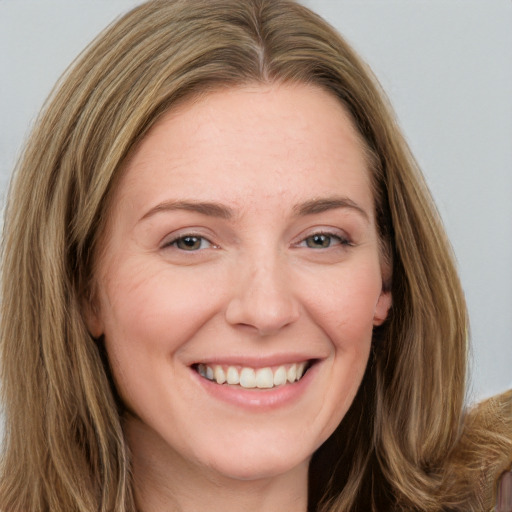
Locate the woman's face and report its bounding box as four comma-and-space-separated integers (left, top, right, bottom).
87, 83, 391, 482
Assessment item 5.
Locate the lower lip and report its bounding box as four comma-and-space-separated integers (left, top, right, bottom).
191, 363, 319, 410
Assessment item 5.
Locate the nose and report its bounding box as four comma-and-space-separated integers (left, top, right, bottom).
225, 255, 300, 336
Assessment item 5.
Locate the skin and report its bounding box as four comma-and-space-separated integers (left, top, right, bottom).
86, 83, 391, 512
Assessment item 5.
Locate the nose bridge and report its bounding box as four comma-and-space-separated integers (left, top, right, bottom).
225, 245, 300, 335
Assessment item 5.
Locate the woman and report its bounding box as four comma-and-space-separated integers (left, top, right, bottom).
0, 1, 510, 511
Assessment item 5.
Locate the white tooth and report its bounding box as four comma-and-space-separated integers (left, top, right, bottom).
214, 365, 226, 384
255, 367, 274, 389
296, 362, 306, 380
273, 366, 287, 386
239, 368, 256, 388
287, 364, 297, 383
226, 366, 240, 385
205, 365, 214, 381
197, 364, 207, 378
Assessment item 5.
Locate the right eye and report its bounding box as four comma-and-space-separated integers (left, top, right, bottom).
166, 235, 213, 251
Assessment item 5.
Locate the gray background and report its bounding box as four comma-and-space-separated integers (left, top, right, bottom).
1, 0, 511, 402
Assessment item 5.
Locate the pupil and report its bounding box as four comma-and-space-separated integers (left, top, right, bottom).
309, 234, 329, 248
180, 236, 200, 250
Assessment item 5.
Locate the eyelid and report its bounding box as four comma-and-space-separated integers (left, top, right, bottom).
160, 230, 217, 250
301, 234, 349, 249
293, 227, 353, 248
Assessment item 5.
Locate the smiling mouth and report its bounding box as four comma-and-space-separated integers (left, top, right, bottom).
193, 361, 314, 389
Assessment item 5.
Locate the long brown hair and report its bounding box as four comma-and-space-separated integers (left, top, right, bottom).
1, 1, 510, 511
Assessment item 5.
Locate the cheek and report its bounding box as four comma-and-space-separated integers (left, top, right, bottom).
305, 266, 382, 350
299, 266, 379, 440
102, 259, 221, 337
98, 261, 226, 389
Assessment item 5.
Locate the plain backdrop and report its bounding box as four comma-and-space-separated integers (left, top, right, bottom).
0, 0, 511, 402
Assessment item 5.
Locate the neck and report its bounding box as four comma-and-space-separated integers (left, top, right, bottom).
125, 416, 309, 512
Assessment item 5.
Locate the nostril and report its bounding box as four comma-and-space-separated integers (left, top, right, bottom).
224, 268, 300, 335
225, 299, 300, 337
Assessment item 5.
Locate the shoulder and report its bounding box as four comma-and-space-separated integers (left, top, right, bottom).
496, 469, 512, 512
449, 390, 512, 511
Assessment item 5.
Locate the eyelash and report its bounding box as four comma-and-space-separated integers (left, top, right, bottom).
297, 231, 352, 250
163, 234, 214, 251
163, 230, 352, 252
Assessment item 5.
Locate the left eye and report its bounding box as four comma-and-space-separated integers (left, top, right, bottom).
302, 233, 347, 249
169, 235, 212, 251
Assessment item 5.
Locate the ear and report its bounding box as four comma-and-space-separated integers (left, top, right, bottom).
81, 294, 104, 339
373, 289, 392, 326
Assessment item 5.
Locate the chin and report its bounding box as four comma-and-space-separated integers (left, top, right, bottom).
203, 448, 311, 482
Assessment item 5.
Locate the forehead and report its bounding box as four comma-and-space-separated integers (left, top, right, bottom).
112, 83, 373, 221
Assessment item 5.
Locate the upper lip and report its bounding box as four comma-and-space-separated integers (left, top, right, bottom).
189, 354, 321, 368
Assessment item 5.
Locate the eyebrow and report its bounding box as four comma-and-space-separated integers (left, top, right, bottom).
140, 200, 234, 221
293, 196, 370, 221
139, 196, 369, 222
